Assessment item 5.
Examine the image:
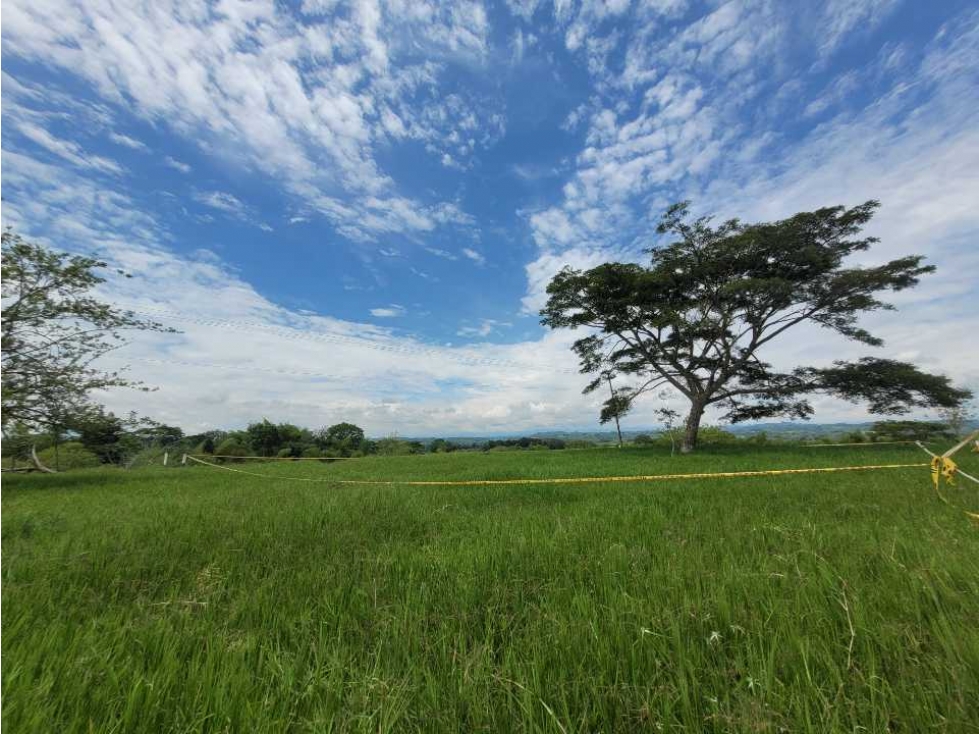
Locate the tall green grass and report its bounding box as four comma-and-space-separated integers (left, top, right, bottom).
3, 445, 978, 732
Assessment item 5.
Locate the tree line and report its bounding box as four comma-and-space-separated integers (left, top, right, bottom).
4, 196, 973, 467
9, 412, 968, 472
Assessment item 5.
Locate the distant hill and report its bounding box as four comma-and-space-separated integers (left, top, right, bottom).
399, 419, 978, 445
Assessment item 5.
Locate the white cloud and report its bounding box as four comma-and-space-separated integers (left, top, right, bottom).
16, 121, 122, 174
164, 156, 192, 173
109, 132, 149, 151
457, 319, 511, 338
424, 247, 458, 261
193, 190, 249, 218
462, 247, 485, 265
2, 0, 498, 242
370, 304, 406, 318
817, 0, 902, 59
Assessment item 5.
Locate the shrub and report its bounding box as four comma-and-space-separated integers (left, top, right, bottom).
302, 446, 322, 458
214, 438, 247, 462
696, 426, 739, 445
375, 438, 414, 456
633, 434, 654, 446
870, 420, 954, 442
36, 442, 101, 470
125, 447, 169, 468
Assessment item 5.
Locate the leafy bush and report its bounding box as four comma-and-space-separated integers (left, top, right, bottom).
375, 438, 416, 456
124, 447, 170, 469
302, 446, 322, 458
870, 420, 954, 442
633, 434, 654, 446
214, 438, 247, 462
696, 426, 739, 444
483, 437, 566, 451
36, 442, 101, 470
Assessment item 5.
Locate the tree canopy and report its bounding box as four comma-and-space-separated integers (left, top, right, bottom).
541, 201, 971, 452
1, 231, 172, 432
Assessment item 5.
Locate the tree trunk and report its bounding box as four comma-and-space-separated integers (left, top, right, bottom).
681, 401, 705, 454
30, 444, 57, 473
606, 374, 623, 448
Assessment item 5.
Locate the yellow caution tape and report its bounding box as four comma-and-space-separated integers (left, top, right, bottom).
942, 456, 958, 485
919, 437, 979, 524
185, 455, 927, 487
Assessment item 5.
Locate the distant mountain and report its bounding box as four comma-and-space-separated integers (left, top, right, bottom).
397, 419, 977, 445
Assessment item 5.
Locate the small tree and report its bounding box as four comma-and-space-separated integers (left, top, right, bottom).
68, 407, 140, 465
599, 371, 630, 448
375, 437, 413, 456
940, 402, 974, 438
1, 232, 173, 434
654, 403, 681, 456
541, 201, 971, 452
246, 419, 282, 457
2, 423, 35, 468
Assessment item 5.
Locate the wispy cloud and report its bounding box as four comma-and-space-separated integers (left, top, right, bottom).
370, 304, 407, 318
109, 132, 149, 151
424, 247, 459, 261
193, 190, 249, 218
457, 319, 511, 338
3, 0, 497, 243
164, 156, 191, 173
462, 248, 486, 265
17, 121, 122, 175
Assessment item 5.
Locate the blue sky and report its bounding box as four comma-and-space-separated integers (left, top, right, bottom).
2, 0, 978, 434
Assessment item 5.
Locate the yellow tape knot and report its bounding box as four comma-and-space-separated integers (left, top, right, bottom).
943, 456, 958, 485
931, 455, 958, 488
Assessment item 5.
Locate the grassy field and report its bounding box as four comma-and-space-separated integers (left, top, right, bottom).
3, 444, 979, 732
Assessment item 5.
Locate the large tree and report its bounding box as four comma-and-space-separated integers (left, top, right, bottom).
315, 422, 366, 454
541, 202, 971, 452
1, 231, 171, 432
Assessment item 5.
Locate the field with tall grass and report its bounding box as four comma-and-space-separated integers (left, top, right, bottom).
4, 444, 979, 732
